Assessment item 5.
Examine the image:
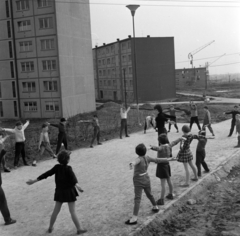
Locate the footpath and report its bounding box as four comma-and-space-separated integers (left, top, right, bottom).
1, 119, 240, 236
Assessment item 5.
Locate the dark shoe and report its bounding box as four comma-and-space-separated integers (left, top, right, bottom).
120, 137, 122, 139
97, 143, 102, 145
157, 199, 164, 205
4, 168, 11, 173
90, 145, 93, 148
47, 227, 54, 233
24, 163, 29, 166
166, 194, 174, 200
228, 135, 231, 137
177, 130, 179, 133
5, 219, 16, 225
203, 170, 210, 173
152, 207, 159, 213
125, 219, 137, 225
191, 178, 198, 181
126, 135, 130, 137
77, 229, 87, 235
168, 130, 170, 133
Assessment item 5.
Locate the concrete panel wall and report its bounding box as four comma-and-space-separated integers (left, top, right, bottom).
15, 37, 37, 59
0, 80, 16, 99
134, 37, 176, 102
17, 58, 38, 79
55, 0, 95, 117
12, 0, 34, 18
0, 61, 15, 80
0, 20, 11, 40
39, 78, 60, 98
20, 98, 41, 118
37, 57, 59, 78
40, 98, 62, 118
34, 14, 56, 37
18, 78, 40, 98
0, 41, 12, 60
0, 1, 9, 20
0, 100, 18, 119
14, 16, 35, 39
36, 36, 58, 57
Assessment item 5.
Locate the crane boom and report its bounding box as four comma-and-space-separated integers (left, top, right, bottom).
188, 40, 215, 68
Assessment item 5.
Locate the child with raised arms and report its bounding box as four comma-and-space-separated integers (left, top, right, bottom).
125, 143, 175, 225
150, 134, 183, 205
26, 150, 87, 235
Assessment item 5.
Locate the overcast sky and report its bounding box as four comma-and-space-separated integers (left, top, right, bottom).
89, 0, 240, 75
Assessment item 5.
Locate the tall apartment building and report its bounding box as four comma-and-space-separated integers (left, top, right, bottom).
0, 0, 95, 119
93, 36, 176, 103
175, 67, 207, 89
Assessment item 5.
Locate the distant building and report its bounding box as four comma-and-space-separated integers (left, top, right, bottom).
0, 0, 95, 119
92, 36, 176, 103
175, 67, 207, 89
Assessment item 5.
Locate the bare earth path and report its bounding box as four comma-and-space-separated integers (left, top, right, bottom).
1, 120, 239, 236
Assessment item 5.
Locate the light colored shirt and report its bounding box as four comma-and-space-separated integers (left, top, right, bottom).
190, 104, 198, 117
40, 132, 50, 143
120, 107, 130, 119
4, 121, 29, 142
203, 110, 211, 124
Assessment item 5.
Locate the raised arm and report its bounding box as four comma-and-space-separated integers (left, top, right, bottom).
169, 138, 183, 147
23, 120, 30, 130
224, 111, 233, 115
126, 107, 131, 113
38, 133, 43, 150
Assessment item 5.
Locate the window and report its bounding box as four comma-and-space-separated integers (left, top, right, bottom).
99, 70, 102, 76
40, 39, 54, 50
45, 101, 59, 111
112, 68, 115, 76
39, 17, 53, 29
0, 82, 1, 98
98, 60, 101, 66
121, 43, 126, 50
111, 45, 114, 52
43, 81, 57, 91
10, 61, 14, 78
128, 41, 131, 49
103, 70, 106, 76
22, 82, 36, 92
111, 57, 115, 64
21, 61, 34, 72
106, 47, 109, 54
108, 80, 111, 86
104, 80, 107, 86
18, 20, 31, 31
19, 41, 32, 52
38, 0, 52, 7
12, 81, 16, 97
5, 1, 10, 18
13, 101, 18, 117
0, 102, 3, 117
7, 21, 11, 38
100, 80, 102, 86
107, 58, 110, 65
24, 101, 37, 112
122, 55, 126, 62
129, 67, 132, 74
8, 41, 13, 58
107, 69, 111, 76
42, 60, 56, 71
113, 80, 116, 86
130, 80, 133, 86
102, 59, 105, 65
16, 0, 29, 11
128, 54, 132, 61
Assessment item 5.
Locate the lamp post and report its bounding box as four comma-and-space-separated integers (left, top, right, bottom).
126, 4, 140, 125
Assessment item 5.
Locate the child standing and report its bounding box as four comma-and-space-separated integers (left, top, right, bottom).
202, 106, 215, 136
177, 125, 198, 187
150, 134, 183, 205
234, 114, 240, 148
125, 143, 174, 225
143, 114, 156, 134
3, 120, 30, 168
32, 123, 57, 166
164, 105, 180, 133
78, 115, 102, 148
26, 150, 87, 235
192, 130, 212, 177
120, 105, 131, 139
0, 132, 10, 172
189, 101, 201, 131
47, 118, 68, 155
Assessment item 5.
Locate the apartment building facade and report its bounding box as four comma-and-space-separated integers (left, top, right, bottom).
0, 0, 95, 119
93, 36, 176, 103
175, 67, 207, 89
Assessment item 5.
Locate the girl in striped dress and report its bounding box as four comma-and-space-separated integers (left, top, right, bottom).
177, 125, 198, 187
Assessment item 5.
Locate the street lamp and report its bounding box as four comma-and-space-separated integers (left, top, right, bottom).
126, 4, 140, 125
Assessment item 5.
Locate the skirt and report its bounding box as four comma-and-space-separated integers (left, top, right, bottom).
54, 187, 79, 202
156, 163, 171, 179
177, 149, 193, 163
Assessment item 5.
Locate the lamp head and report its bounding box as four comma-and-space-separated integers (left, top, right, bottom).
126, 5, 140, 16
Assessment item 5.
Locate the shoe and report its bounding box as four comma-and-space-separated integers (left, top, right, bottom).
191, 178, 198, 181
166, 194, 174, 200
152, 207, 159, 213
126, 135, 130, 137
203, 170, 210, 173
177, 130, 179, 133
90, 145, 93, 148
97, 143, 102, 145
77, 229, 87, 235
24, 163, 29, 166
5, 219, 16, 225
47, 227, 54, 233
212, 134, 215, 136
125, 219, 137, 225
157, 199, 164, 205
228, 135, 231, 137
4, 168, 11, 173
168, 130, 170, 133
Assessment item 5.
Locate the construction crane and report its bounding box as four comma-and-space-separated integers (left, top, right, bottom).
205, 53, 226, 90
188, 40, 215, 68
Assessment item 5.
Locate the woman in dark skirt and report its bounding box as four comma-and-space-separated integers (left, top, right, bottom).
26, 151, 87, 235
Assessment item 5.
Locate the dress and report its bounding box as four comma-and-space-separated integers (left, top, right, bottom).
37, 164, 79, 202
177, 134, 194, 163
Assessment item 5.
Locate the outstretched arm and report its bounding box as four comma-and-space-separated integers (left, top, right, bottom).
23, 120, 30, 130
148, 156, 176, 163
77, 120, 92, 123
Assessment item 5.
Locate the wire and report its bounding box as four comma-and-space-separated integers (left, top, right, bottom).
210, 62, 240, 67
52, 0, 240, 7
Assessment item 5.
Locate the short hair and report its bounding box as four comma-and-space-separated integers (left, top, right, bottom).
182, 125, 190, 133
234, 105, 238, 108
60, 118, 66, 122
15, 121, 22, 126
42, 123, 48, 128
135, 143, 147, 156
158, 134, 169, 145
93, 114, 98, 118
154, 104, 162, 113
199, 130, 206, 136
57, 150, 71, 165
204, 106, 208, 109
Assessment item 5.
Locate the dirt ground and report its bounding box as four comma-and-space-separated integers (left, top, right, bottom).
152, 165, 240, 236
